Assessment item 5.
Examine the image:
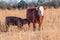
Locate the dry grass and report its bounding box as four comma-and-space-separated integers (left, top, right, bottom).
0, 8, 60, 40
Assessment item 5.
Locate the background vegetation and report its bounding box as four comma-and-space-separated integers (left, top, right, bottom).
0, 0, 60, 9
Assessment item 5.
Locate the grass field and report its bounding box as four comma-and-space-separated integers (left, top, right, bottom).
0, 8, 60, 40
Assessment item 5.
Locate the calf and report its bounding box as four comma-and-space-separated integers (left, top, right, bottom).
5, 16, 30, 31
5, 16, 23, 31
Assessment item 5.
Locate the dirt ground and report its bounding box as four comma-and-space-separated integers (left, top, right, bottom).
0, 8, 60, 40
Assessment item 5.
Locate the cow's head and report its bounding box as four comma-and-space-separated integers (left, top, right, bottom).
36, 6, 47, 16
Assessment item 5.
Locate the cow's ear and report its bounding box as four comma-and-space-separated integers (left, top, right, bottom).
44, 7, 47, 10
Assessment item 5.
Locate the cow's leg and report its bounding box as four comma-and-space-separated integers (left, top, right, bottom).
38, 21, 40, 31
33, 22, 36, 31
39, 16, 44, 30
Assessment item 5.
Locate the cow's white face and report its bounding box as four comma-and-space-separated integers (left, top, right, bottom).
38, 6, 44, 16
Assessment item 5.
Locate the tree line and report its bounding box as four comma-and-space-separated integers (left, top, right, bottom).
0, 0, 38, 9
0, 0, 60, 9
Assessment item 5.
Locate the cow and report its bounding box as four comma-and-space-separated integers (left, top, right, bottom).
26, 6, 46, 31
